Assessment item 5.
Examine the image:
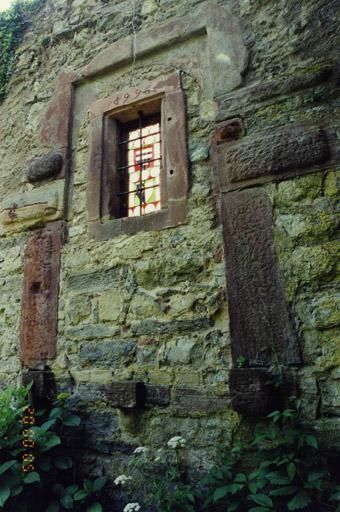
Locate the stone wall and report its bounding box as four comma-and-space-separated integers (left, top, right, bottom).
0, 0, 339, 504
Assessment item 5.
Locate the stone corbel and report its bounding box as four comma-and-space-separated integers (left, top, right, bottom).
0, 180, 65, 234
26, 151, 64, 183
102, 382, 171, 410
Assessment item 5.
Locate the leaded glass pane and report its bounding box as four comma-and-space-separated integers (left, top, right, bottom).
119, 116, 161, 218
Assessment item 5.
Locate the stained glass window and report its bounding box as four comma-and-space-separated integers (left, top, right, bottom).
118, 113, 161, 218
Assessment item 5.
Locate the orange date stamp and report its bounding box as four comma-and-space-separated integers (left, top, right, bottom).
22, 406, 36, 473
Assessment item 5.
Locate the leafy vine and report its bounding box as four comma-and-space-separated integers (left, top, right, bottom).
0, 0, 43, 102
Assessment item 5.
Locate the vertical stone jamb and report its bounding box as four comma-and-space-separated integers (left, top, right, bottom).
20, 222, 64, 369
211, 119, 302, 417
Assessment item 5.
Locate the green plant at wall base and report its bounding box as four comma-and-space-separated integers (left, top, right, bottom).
236, 355, 248, 368
199, 398, 340, 512
123, 438, 196, 512
122, 401, 340, 512
0, 0, 43, 102
0, 385, 107, 512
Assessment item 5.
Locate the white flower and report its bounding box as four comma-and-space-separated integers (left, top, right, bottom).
167, 436, 187, 449
133, 446, 148, 454
123, 503, 141, 512
114, 474, 132, 486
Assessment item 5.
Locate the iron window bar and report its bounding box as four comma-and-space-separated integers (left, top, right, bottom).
119, 130, 161, 145
117, 111, 162, 217
117, 157, 161, 172
117, 183, 159, 196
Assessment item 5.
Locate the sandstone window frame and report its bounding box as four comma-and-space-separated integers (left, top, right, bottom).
87, 73, 188, 241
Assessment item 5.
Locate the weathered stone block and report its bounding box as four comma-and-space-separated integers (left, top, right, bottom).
130, 318, 213, 336
40, 70, 79, 147
81, 410, 120, 454
79, 340, 136, 366
216, 126, 329, 189
66, 267, 128, 294
143, 384, 170, 407
161, 338, 195, 365
67, 323, 120, 341
0, 181, 65, 233
105, 381, 144, 409
126, 292, 160, 321
26, 152, 63, 182
172, 387, 230, 416
215, 118, 245, 143
66, 296, 92, 325
220, 189, 300, 367
229, 368, 279, 418
99, 290, 131, 322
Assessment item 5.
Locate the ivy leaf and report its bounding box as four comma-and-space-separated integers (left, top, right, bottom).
249, 494, 273, 508
74, 490, 88, 501
93, 477, 107, 492
330, 491, 340, 501
63, 415, 81, 427
38, 419, 56, 432
287, 491, 311, 511
54, 456, 73, 470
234, 473, 247, 483
0, 460, 16, 476
307, 470, 326, 482
187, 493, 195, 503
48, 407, 63, 420
305, 435, 318, 449
84, 479, 93, 493
213, 485, 229, 502
23, 472, 40, 484
41, 435, 61, 452
287, 463, 296, 481
266, 473, 291, 485
65, 485, 78, 496
60, 494, 74, 510
0, 486, 10, 507
267, 411, 281, 422
249, 483, 258, 494
249, 508, 272, 512
270, 486, 297, 496
86, 504, 103, 512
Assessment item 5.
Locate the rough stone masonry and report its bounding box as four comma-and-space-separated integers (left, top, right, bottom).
0, 0, 339, 503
